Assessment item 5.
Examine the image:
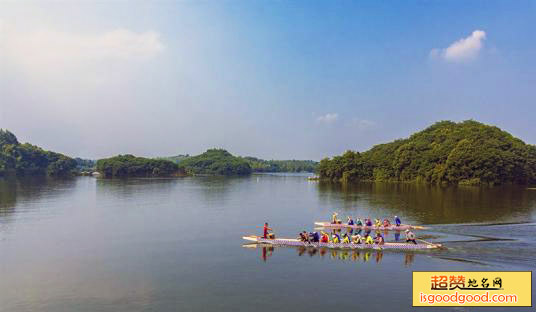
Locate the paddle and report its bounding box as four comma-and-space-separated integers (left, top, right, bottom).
417, 238, 440, 248
412, 225, 429, 230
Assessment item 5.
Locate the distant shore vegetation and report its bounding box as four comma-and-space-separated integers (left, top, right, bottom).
242, 157, 317, 173
6, 120, 535, 185
0, 129, 77, 177
317, 120, 536, 186
1, 127, 317, 178
162, 153, 318, 173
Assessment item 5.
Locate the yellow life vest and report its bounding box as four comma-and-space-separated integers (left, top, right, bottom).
342, 236, 350, 244
365, 236, 374, 244
332, 236, 340, 243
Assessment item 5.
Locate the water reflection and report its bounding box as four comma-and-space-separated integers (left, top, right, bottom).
0, 176, 77, 216
245, 245, 415, 266
95, 177, 180, 199
317, 182, 536, 224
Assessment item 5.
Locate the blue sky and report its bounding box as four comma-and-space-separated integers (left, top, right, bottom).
1, 1, 535, 160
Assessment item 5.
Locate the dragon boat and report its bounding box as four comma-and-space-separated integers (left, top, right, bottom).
314, 222, 427, 231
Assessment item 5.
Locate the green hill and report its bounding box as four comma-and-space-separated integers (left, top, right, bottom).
0, 129, 77, 176
178, 149, 251, 175
317, 120, 536, 186
96, 154, 183, 177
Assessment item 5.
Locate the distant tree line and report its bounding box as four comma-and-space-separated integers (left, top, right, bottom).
317, 120, 536, 186
160, 154, 190, 164
0, 129, 77, 176
163, 150, 318, 175
75, 158, 96, 171
242, 157, 317, 173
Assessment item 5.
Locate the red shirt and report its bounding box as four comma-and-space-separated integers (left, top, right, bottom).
263, 225, 269, 238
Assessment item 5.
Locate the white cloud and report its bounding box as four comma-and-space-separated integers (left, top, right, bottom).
0, 20, 168, 157
316, 113, 338, 124
1, 22, 164, 79
430, 30, 486, 62
351, 118, 376, 130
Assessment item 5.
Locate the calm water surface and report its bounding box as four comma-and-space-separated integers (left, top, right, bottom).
1, 174, 535, 312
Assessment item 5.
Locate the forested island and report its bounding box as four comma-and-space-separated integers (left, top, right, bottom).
163, 153, 317, 173
317, 120, 536, 186
96, 155, 184, 177
177, 149, 251, 175
0, 129, 77, 176
98, 151, 318, 177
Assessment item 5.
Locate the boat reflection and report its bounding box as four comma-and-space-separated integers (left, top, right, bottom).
243, 244, 415, 266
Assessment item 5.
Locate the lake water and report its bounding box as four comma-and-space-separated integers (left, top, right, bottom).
1, 174, 535, 312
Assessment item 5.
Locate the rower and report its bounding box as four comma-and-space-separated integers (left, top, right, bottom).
263, 222, 275, 239
309, 231, 320, 243
405, 229, 417, 244
352, 234, 362, 244
320, 231, 329, 243
375, 233, 385, 245
347, 216, 355, 225
374, 218, 381, 228
332, 233, 341, 243
342, 233, 350, 244
298, 231, 308, 242
383, 219, 391, 227
365, 218, 373, 227
356, 218, 363, 226
395, 216, 402, 227
365, 234, 374, 245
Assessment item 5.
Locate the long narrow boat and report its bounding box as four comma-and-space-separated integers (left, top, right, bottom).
314, 221, 427, 231
243, 235, 440, 250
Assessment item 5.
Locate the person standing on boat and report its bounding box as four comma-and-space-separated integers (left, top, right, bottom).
331, 212, 340, 224
263, 222, 274, 239
405, 229, 417, 244
395, 216, 402, 227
